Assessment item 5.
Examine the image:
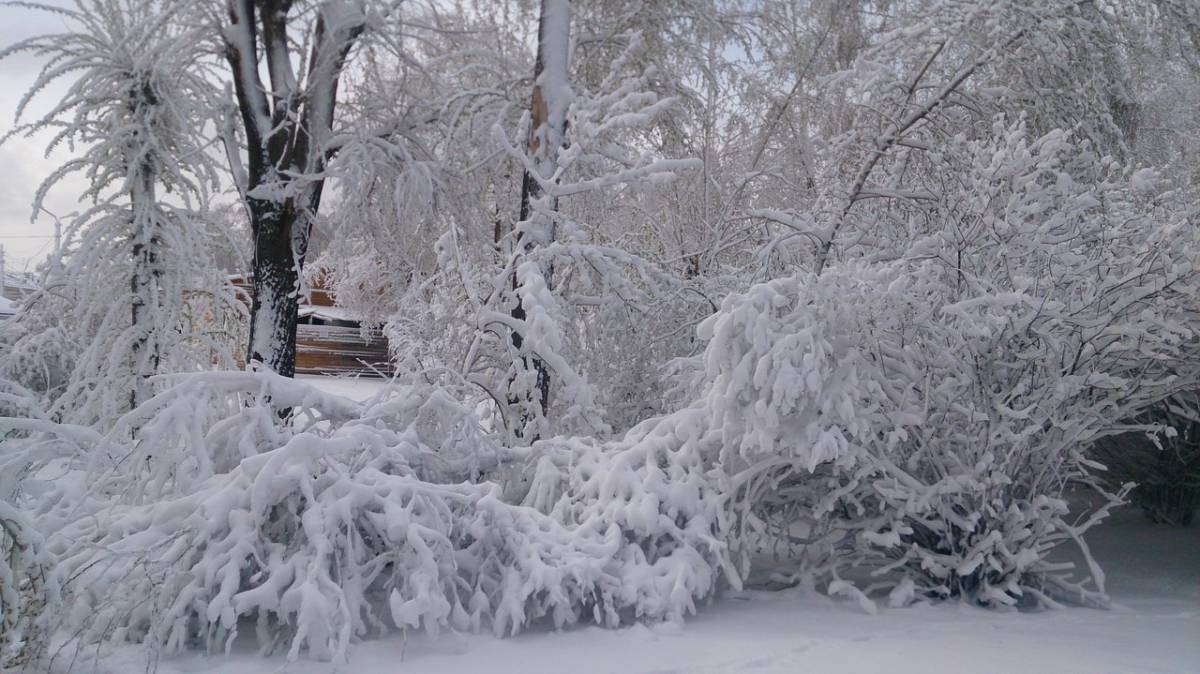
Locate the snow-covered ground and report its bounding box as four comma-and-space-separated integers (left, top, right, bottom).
296, 374, 391, 402
67, 498, 1198, 673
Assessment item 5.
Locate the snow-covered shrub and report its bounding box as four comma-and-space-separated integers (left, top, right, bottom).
48, 372, 736, 662
704, 252, 1194, 608
51, 374, 491, 659
745, 118, 1200, 606
0, 502, 57, 669
727, 118, 1200, 601
694, 113, 1200, 604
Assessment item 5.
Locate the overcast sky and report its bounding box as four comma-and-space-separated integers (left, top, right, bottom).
0, 1, 88, 275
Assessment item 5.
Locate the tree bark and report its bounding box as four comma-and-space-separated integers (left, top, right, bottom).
245, 200, 301, 377
129, 80, 162, 412
129, 166, 160, 411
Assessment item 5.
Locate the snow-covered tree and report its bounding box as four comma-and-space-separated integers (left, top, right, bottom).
0, 0, 242, 427
219, 0, 407, 378
501, 0, 572, 441
317, 1, 698, 441
3, 0, 1200, 668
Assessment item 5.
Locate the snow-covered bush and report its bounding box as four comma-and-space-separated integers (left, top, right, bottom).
700, 120, 1195, 607
748, 119, 1200, 604
705, 252, 1193, 608
46, 372, 735, 662
729, 122, 1200, 607
50, 374, 489, 659
0, 502, 57, 669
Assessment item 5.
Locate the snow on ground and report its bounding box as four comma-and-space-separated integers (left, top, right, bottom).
57, 503, 1197, 674
297, 374, 390, 401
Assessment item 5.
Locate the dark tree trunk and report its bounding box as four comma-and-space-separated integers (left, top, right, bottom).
246, 201, 301, 377
223, 0, 362, 379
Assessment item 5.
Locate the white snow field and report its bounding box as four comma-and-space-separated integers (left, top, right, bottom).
66, 502, 1198, 674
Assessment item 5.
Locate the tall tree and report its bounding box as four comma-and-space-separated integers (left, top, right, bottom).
222, 0, 367, 376
507, 0, 571, 440
1, 0, 239, 425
